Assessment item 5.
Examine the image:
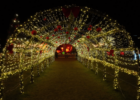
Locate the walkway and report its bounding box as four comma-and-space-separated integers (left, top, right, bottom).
15, 58, 123, 100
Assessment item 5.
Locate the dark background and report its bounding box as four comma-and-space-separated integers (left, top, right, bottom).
0, 0, 140, 50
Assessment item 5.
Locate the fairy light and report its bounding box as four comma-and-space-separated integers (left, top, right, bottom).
16, 14, 18, 16
0, 5, 139, 100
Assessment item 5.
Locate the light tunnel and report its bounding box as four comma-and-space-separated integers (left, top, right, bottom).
0, 4, 140, 100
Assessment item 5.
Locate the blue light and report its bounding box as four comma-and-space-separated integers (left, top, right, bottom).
133, 51, 140, 60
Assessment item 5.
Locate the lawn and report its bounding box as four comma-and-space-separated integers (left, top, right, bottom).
3, 58, 135, 100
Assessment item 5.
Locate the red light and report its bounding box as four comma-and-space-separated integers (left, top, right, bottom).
43, 18, 47, 21
107, 50, 114, 56
66, 49, 69, 52
54, 28, 58, 32
96, 27, 102, 32
86, 36, 90, 39
89, 25, 92, 28
57, 25, 61, 29
74, 27, 78, 31
66, 31, 69, 34
61, 47, 63, 51
66, 46, 72, 53
120, 52, 124, 55
31, 30, 37, 35
46, 37, 49, 39
57, 50, 61, 53
88, 28, 91, 31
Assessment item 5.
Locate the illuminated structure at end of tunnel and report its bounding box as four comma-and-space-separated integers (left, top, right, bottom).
56, 44, 73, 54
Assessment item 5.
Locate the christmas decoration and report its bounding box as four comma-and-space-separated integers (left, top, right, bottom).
120, 51, 124, 56
107, 50, 114, 56
66, 31, 69, 34
31, 30, 37, 35
88, 27, 91, 31
46, 37, 49, 39
40, 50, 42, 54
74, 27, 78, 31
87, 47, 89, 51
57, 25, 61, 29
96, 27, 102, 32
54, 28, 58, 32
43, 18, 47, 21
0, 5, 139, 100
86, 36, 90, 39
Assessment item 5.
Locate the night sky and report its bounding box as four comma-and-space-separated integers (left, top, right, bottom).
1, 0, 140, 49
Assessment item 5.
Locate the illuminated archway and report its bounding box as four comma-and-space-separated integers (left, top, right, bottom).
0, 4, 139, 100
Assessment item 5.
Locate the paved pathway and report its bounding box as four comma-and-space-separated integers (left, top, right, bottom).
16, 58, 124, 100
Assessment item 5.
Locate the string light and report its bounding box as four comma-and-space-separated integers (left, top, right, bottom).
16, 14, 18, 16
0, 5, 139, 100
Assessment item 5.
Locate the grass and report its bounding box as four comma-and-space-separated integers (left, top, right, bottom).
3, 58, 135, 100
90, 60, 137, 100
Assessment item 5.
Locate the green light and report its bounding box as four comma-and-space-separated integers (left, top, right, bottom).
62, 52, 65, 55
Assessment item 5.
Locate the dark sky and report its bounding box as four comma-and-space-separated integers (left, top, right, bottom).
1, 0, 140, 48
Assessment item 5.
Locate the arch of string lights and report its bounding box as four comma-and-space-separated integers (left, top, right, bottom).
0, 4, 140, 100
